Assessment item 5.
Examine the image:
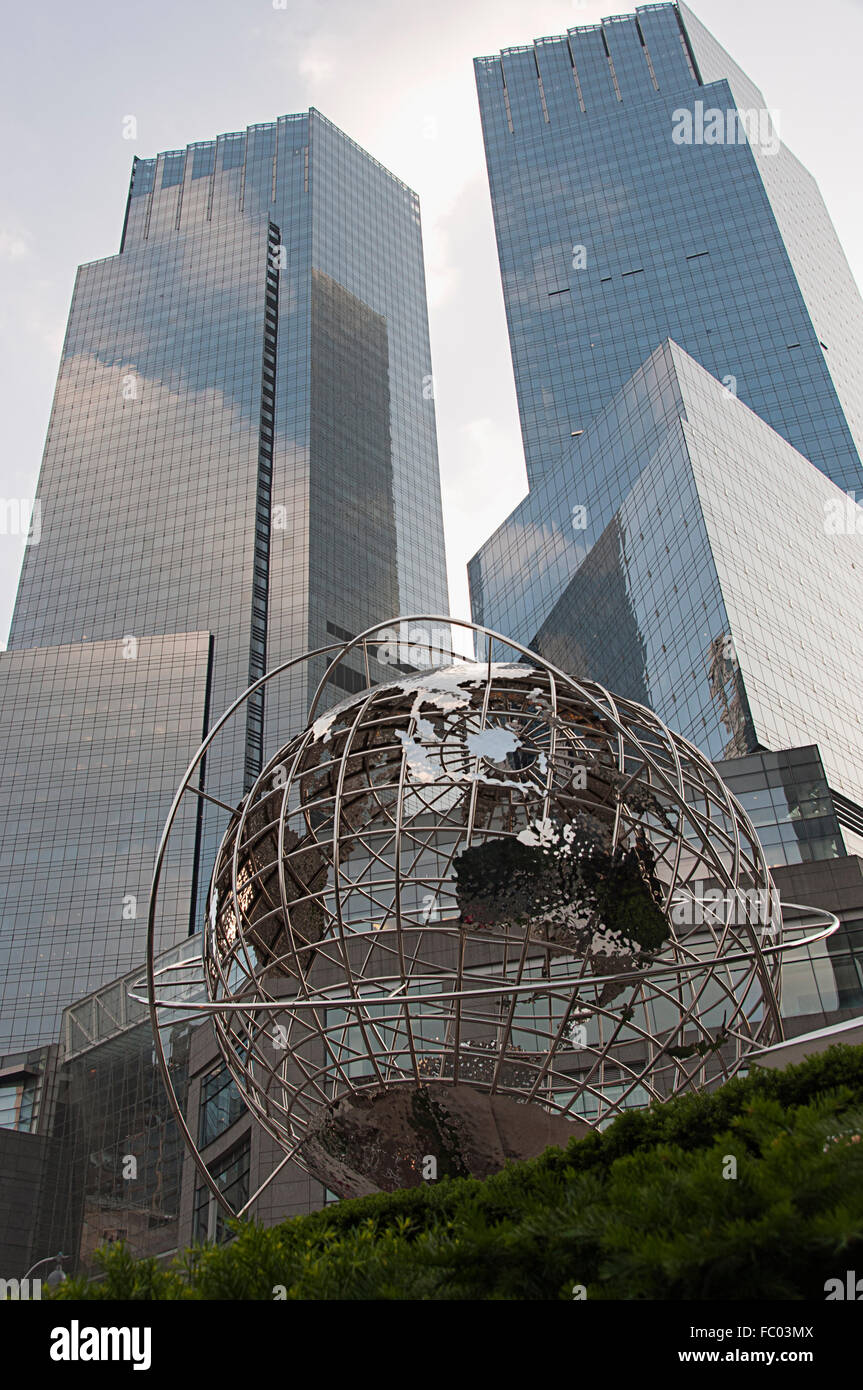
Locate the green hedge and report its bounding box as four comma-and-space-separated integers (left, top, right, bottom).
52, 1044, 863, 1300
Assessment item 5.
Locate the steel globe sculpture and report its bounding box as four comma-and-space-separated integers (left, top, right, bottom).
143, 618, 837, 1208
203, 627, 791, 1193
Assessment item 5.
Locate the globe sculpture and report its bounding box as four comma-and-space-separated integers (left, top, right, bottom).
193, 628, 789, 1197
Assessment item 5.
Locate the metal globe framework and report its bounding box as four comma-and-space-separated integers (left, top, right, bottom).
140, 618, 838, 1216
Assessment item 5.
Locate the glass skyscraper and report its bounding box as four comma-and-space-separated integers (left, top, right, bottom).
0, 108, 448, 1057
470, 4, 863, 798
469, 5, 863, 1056
472, 338, 863, 811
473, 3, 863, 492
1, 108, 449, 1275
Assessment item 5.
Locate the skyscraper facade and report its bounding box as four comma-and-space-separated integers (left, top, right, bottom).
2, 109, 450, 1273
469, 6, 863, 1048
1, 109, 448, 1056
470, 3, 863, 805
471, 338, 863, 811
0, 635, 210, 1052
473, 3, 863, 492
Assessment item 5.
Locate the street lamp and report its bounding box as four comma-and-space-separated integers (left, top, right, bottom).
23, 1252, 68, 1286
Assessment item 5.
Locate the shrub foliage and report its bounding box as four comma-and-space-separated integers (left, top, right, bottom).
52, 1044, 863, 1300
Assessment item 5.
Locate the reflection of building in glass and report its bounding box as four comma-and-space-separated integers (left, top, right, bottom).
2, 936, 200, 1279
717, 748, 863, 1025
192, 1137, 249, 1245
716, 747, 845, 872
474, 4, 863, 492
0, 110, 448, 1274
0, 636, 210, 1055
472, 340, 863, 810
55, 948, 195, 1272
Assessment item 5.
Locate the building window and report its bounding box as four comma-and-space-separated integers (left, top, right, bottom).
191, 144, 215, 180
198, 1063, 245, 1148
160, 153, 186, 189
193, 1136, 251, 1244
0, 1073, 39, 1131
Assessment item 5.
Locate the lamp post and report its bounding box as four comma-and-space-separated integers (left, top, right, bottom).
23, 1252, 68, 1287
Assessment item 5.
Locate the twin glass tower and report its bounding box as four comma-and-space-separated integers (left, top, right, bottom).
1, 109, 448, 1054
2, 2, 863, 1272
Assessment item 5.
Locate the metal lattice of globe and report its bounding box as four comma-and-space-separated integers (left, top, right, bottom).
203, 649, 784, 1194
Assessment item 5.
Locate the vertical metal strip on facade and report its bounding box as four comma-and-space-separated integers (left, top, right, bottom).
567, 38, 587, 113
174, 153, 187, 232
244, 223, 280, 789
119, 157, 137, 254
534, 49, 550, 123
636, 17, 661, 92
601, 30, 623, 101
501, 63, 515, 134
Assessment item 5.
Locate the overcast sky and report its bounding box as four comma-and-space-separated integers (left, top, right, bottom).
1, 0, 862, 643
